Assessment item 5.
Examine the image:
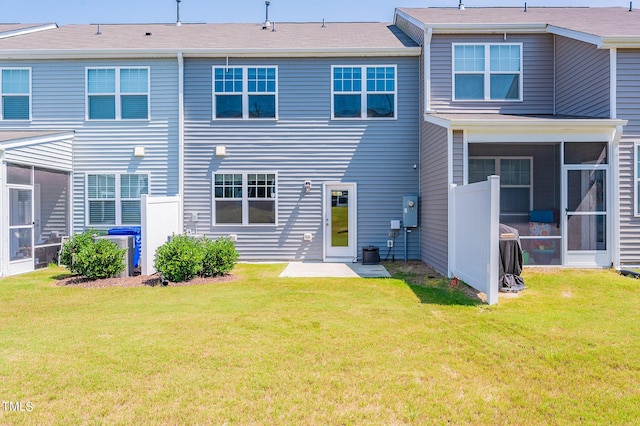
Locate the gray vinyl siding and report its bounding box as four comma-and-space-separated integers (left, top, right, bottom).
616, 49, 640, 264
555, 36, 610, 118
420, 122, 449, 275
184, 57, 420, 261
430, 33, 554, 114
0, 58, 180, 234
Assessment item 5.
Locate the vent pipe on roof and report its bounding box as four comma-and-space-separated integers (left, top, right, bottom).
322, 18, 325, 28
458, 1, 465, 11
630, 2, 633, 12
95, 24, 101, 35
263, 1, 271, 29
176, 0, 182, 26
524, 2, 528, 12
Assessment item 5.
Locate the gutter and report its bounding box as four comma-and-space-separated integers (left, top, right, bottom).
0, 47, 422, 60
177, 51, 185, 232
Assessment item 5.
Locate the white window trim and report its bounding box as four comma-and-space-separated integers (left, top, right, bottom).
331, 64, 398, 120
212, 66, 279, 120
0, 67, 32, 121
469, 156, 533, 217
85, 66, 151, 121
85, 172, 149, 226
452, 43, 523, 102
212, 171, 278, 226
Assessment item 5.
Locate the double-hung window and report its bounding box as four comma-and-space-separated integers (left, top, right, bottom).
87, 67, 149, 120
1, 68, 30, 120
469, 157, 532, 219
87, 173, 148, 225
213, 173, 277, 225
213, 66, 277, 119
332, 65, 396, 119
453, 44, 522, 101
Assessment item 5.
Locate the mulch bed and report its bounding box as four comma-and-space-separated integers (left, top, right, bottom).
55, 273, 237, 288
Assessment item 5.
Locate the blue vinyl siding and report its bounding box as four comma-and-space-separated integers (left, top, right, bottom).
184, 57, 420, 261
0, 58, 180, 234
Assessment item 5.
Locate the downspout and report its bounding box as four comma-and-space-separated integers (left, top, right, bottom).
0, 151, 5, 277
610, 48, 621, 269
424, 27, 433, 115
553, 34, 556, 115
178, 51, 185, 232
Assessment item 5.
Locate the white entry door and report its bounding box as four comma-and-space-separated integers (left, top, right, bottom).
324, 183, 357, 261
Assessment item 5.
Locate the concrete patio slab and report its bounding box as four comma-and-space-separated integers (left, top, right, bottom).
279, 262, 391, 278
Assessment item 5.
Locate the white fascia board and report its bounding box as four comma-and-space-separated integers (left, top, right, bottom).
547, 25, 603, 47
0, 47, 422, 60
600, 36, 640, 49
0, 131, 74, 149
0, 23, 58, 39
425, 114, 627, 132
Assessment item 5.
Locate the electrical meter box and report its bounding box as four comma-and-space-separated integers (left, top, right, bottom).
403, 195, 418, 228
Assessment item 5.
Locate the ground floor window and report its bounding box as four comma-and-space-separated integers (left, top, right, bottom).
469, 156, 532, 220
213, 172, 276, 225
87, 173, 148, 225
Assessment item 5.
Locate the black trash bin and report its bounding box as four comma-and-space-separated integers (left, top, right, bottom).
362, 246, 380, 265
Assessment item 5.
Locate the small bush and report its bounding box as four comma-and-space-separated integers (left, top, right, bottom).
200, 236, 239, 277
59, 230, 98, 275
73, 238, 126, 279
154, 234, 203, 283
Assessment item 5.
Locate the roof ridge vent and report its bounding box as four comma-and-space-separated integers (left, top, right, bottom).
263, 1, 272, 30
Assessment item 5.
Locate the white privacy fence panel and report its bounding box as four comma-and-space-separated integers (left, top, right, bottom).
141, 195, 182, 276
448, 176, 500, 305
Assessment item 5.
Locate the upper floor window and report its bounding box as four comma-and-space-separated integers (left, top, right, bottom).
87, 173, 149, 225
213, 172, 277, 225
213, 67, 277, 119
332, 65, 396, 119
1, 68, 30, 120
453, 44, 522, 101
87, 67, 149, 120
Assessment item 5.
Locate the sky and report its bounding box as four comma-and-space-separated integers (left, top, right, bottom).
0, 0, 629, 25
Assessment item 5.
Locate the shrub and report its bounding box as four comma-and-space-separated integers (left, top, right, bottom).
154, 234, 203, 283
59, 230, 97, 275
200, 236, 239, 277
73, 238, 126, 279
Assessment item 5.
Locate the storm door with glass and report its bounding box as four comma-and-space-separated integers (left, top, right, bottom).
563, 142, 609, 267
7, 164, 34, 275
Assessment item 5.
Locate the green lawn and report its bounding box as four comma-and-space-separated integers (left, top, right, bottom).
1, 264, 639, 424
